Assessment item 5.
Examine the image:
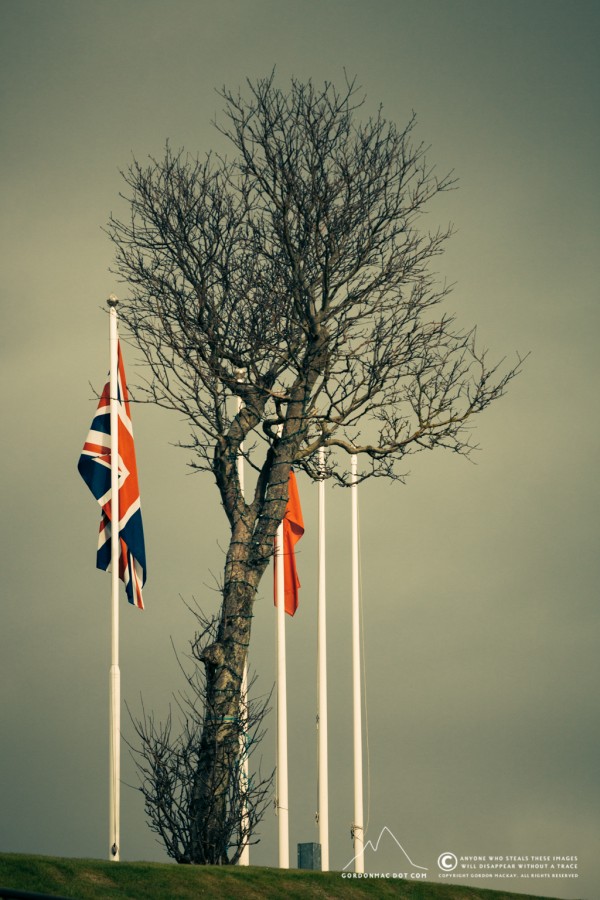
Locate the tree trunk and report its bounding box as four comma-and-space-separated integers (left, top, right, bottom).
188, 367, 326, 863
188, 520, 264, 863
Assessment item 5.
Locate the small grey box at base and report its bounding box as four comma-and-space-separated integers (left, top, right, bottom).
297, 842, 322, 870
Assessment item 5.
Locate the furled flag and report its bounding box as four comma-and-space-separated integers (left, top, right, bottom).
274, 469, 304, 616
78, 342, 147, 609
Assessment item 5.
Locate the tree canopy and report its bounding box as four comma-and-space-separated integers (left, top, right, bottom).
108, 72, 520, 864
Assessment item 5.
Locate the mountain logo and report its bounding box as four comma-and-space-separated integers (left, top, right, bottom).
343, 826, 429, 872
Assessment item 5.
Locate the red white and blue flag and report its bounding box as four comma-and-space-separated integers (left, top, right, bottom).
78, 342, 147, 609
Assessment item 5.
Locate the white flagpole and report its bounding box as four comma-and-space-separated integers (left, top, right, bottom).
317, 446, 329, 870
351, 454, 364, 872
108, 295, 121, 861
237, 390, 250, 867
276, 465, 289, 868
239, 661, 250, 866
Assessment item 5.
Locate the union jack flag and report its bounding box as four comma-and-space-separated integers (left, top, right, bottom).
78, 342, 147, 609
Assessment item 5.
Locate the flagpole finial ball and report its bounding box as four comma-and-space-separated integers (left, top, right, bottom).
107, 294, 119, 308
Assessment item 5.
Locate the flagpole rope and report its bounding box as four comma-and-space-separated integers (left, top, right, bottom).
315, 593, 321, 829
357, 498, 371, 840
274, 575, 279, 815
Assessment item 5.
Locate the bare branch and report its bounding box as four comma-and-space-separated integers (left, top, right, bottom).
126, 600, 274, 865
109, 73, 522, 864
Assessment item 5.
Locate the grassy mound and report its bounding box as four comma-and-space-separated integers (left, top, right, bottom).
0, 853, 563, 900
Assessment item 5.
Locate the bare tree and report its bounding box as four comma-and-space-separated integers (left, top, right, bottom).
127, 605, 273, 864
108, 73, 521, 863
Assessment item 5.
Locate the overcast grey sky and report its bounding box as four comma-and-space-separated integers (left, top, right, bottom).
1, 1, 598, 897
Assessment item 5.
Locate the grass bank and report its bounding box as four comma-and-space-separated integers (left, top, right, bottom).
0, 853, 564, 900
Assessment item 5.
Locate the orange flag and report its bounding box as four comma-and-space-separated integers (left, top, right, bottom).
274, 469, 304, 616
